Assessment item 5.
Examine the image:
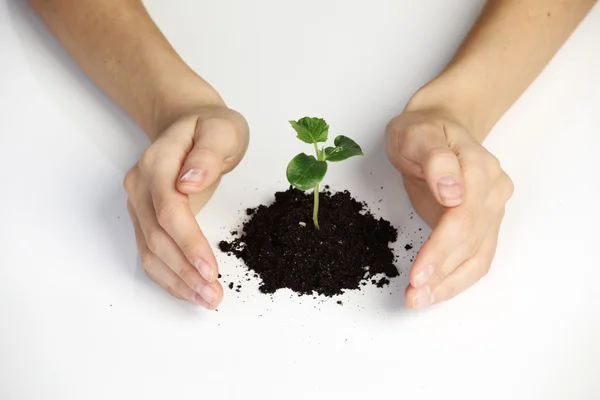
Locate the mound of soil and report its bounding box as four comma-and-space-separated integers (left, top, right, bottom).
219, 187, 399, 297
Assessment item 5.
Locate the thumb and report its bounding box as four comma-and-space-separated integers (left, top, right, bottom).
177, 116, 243, 195
417, 129, 464, 207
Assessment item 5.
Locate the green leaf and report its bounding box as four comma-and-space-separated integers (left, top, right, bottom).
289, 117, 329, 144
286, 153, 328, 191
324, 135, 364, 162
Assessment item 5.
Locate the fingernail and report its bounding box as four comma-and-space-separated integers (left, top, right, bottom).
179, 168, 205, 184
195, 284, 218, 305
437, 175, 461, 204
195, 259, 215, 282
412, 286, 432, 309
191, 293, 212, 308
413, 264, 434, 287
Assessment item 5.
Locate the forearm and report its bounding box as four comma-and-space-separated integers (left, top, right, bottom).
28, 0, 223, 140
407, 0, 596, 141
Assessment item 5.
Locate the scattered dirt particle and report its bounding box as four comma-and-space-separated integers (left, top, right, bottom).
375, 277, 390, 288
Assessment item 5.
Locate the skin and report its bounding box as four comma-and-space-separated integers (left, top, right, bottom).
28, 0, 596, 310
387, 0, 596, 308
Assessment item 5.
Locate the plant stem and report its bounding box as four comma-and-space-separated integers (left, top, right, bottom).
313, 183, 320, 229
313, 142, 321, 159
312, 142, 323, 229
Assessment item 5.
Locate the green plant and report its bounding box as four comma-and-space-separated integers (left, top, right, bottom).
286, 117, 364, 228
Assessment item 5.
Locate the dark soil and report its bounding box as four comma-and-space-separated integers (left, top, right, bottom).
219, 187, 399, 297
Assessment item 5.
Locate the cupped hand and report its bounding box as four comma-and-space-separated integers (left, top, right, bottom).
385, 110, 513, 309
124, 106, 249, 309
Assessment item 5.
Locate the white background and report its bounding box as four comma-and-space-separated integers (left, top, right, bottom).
1, 1, 599, 399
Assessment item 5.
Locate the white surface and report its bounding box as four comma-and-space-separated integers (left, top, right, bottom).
1, 1, 599, 399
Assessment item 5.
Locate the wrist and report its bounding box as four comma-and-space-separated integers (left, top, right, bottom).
405, 73, 496, 143
147, 73, 226, 141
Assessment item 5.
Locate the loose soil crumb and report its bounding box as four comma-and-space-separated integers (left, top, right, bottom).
219, 187, 399, 297
375, 277, 390, 288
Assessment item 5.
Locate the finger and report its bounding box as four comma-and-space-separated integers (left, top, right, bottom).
403, 176, 445, 227
430, 220, 501, 304
140, 138, 219, 283
425, 173, 513, 287
417, 179, 509, 292
131, 189, 223, 307
177, 116, 243, 194
409, 160, 491, 288
127, 201, 212, 307
406, 213, 502, 309
421, 141, 464, 208
146, 258, 215, 309
189, 177, 221, 215
387, 118, 465, 207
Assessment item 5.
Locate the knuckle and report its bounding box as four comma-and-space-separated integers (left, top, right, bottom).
503, 173, 515, 200
173, 279, 193, 300
404, 122, 436, 144
454, 208, 475, 232
198, 116, 240, 148
426, 144, 454, 161
162, 281, 187, 301
123, 169, 137, 193
473, 257, 492, 282
485, 154, 502, 179
177, 239, 196, 260
204, 115, 238, 136
143, 267, 156, 283
177, 264, 196, 286
146, 229, 164, 254
464, 235, 482, 257
140, 251, 155, 270
474, 261, 492, 283
388, 121, 428, 149
126, 199, 135, 217
155, 202, 179, 228
480, 263, 492, 278
463, 148, 501, 178
433, 284, 455, 303
384, 122, 402, 154
461, 153, 486, 175
139, 147, 158, 172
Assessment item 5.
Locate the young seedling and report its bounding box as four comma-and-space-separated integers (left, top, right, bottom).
286, 117, 363, 229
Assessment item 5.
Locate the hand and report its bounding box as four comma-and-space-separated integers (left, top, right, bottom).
385, 109, 513, 309
124, 106, 249, 309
